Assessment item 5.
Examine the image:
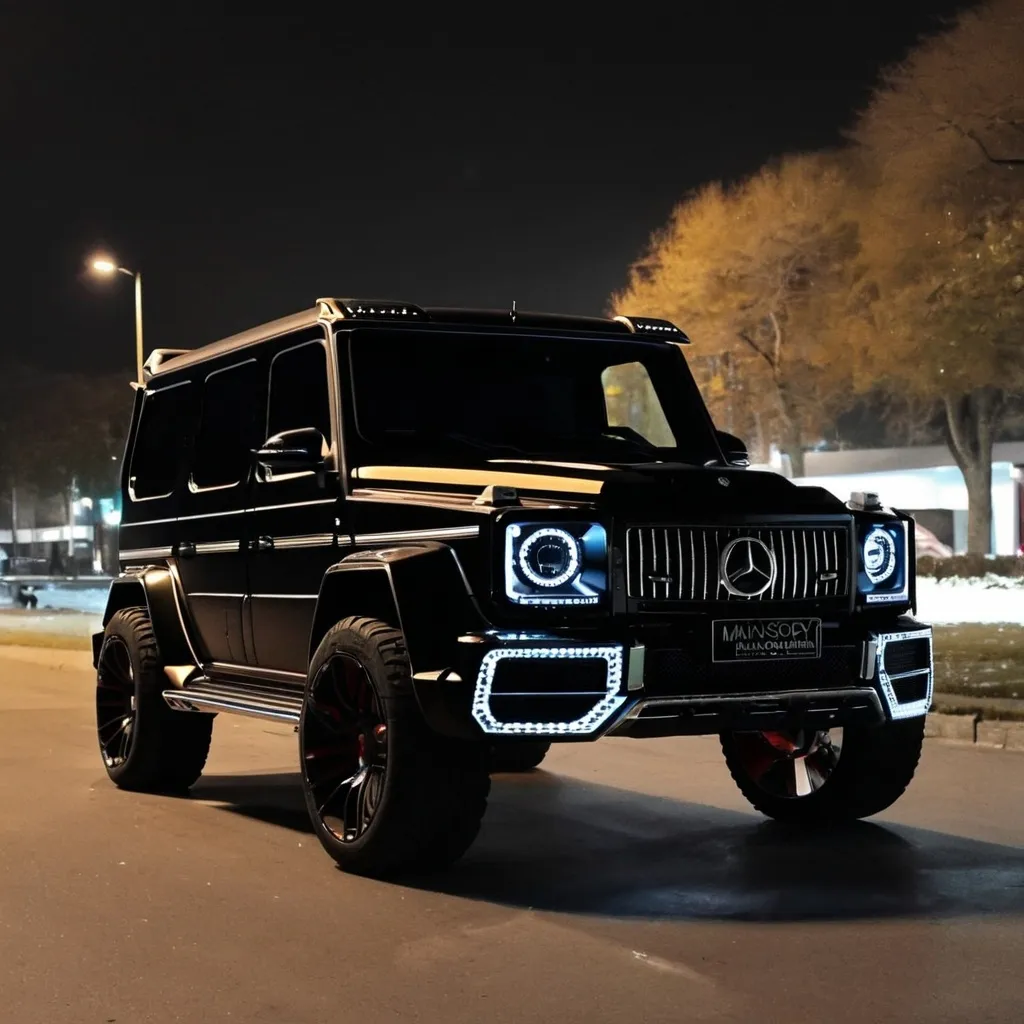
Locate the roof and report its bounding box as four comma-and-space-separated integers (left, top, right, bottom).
804, 442, 1024, 475
145, 300, 686, 382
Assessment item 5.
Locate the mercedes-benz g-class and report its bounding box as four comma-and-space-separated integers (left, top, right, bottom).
93, 298, 933, 876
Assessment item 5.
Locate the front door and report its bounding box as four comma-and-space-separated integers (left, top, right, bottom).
175, 357, 262, 667
246, 333, 340, 674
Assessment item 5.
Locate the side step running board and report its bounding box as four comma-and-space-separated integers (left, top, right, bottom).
162, 677, 304, 724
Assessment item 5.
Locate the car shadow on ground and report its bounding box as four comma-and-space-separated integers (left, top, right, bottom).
191, 767, 1024, 923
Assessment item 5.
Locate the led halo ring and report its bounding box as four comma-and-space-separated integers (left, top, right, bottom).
863, 527, 898, 585
517, 527, 580, 588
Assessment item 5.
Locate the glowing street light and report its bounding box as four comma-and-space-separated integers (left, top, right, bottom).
91, 256, 144, 384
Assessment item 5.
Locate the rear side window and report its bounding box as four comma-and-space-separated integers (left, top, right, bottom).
191, 360, 262, 490
129, 381, 197, 500
266, 341, 331, 443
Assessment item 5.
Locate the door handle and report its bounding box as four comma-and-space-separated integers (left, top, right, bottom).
177, 541, 196, 558
254, 536, 274, 552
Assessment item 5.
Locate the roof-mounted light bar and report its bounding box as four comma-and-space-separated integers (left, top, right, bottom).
613, 315, 690, 342
317, 297, 427, 322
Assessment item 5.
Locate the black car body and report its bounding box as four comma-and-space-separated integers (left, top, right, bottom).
93, 299, 933, 875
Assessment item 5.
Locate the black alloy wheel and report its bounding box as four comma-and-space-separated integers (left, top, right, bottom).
300, 616, 491, 877
94, 607, 213, 792
96, 634, 137, 769
726, 728, 843, 800
721, 717, 926, 823
303, 653, 389, 844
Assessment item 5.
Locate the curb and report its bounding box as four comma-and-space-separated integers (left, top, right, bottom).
925, 711, 1024, 750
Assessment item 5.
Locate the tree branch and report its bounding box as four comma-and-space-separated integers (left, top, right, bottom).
736, 331, 776, 371
945, 119, 1024, 165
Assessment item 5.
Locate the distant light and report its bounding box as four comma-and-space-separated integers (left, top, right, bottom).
103, 509, 122, 527
92, 259, 116, 274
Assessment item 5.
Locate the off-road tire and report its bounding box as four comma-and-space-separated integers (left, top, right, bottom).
721, 717, 926, 823
96, 607, 213, 792
490, 741, 551, 773
300, 616, 491, 877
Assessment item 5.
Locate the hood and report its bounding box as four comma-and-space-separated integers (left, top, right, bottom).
350, 460, 847, 516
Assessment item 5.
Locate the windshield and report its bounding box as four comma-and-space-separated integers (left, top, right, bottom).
342, 328, 722, 467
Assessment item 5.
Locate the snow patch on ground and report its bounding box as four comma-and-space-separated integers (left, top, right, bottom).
916, 575, 1024, 625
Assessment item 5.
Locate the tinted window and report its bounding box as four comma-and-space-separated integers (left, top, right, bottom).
266, 341, 331, 443
129, 382, 197, 499
191, 360, 262, 489
346, 331, 718, 466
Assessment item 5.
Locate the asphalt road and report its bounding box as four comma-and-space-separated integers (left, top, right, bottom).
2, 649, 1024, 1024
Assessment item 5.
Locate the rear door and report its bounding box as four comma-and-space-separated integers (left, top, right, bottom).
175, 358, 263, 667
246, 332, 340, 674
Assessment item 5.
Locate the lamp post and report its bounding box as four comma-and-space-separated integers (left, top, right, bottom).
91, 258, 144, 384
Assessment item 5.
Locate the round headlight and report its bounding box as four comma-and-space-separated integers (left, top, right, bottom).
517, 527, 580, 587
863, 527, 897, 585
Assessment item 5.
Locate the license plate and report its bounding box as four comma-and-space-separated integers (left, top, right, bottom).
712, 617, 821, 662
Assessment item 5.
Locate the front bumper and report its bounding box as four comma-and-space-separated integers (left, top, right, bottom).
412, 617, 933, 741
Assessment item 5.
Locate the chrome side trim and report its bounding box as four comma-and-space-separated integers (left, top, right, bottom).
272, 533, 335, 550
188, 591, 245, 599
119, 546, 173, 561
162, 689, 300, 723
353, 525, 480, 545
250, 593, 319, 600
122, 497, 337, 529
194, 540, 240, 555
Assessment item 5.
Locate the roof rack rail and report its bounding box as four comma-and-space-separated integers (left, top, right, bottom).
317, 298, 428, 321
143, 348, 191, 379
613, 315, 690, 342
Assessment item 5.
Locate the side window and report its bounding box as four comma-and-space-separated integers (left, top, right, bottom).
129, 381, 197, 500
190, 360, 261, 491
601, 361, 677, 448
266, 340, 331, 444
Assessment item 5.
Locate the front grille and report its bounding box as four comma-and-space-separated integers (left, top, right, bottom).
625, 525, 850, 603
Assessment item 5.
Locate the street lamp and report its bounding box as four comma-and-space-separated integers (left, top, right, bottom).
91, 257, 144, 385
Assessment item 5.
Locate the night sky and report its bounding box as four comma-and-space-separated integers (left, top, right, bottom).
2, 2, 975, 375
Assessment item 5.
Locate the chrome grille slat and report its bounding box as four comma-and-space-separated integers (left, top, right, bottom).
626, 525, 850, 602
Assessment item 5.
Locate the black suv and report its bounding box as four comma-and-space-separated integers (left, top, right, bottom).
94, 299, 933, 876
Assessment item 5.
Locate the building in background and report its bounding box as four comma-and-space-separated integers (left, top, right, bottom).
0, 487, 120, 576
753, 443, 1024, 555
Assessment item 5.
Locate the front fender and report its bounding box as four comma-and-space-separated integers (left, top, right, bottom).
308, 542, 487, 676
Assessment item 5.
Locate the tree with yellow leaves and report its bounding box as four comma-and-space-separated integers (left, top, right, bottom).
613, 153, 858, 476
847, 0, 1024, 553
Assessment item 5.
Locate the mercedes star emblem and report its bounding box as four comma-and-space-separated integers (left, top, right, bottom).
719, 536, 776, 597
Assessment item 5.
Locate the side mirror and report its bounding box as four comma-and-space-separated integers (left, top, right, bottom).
716, 430, 749, 468
254, 427, 327, 480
